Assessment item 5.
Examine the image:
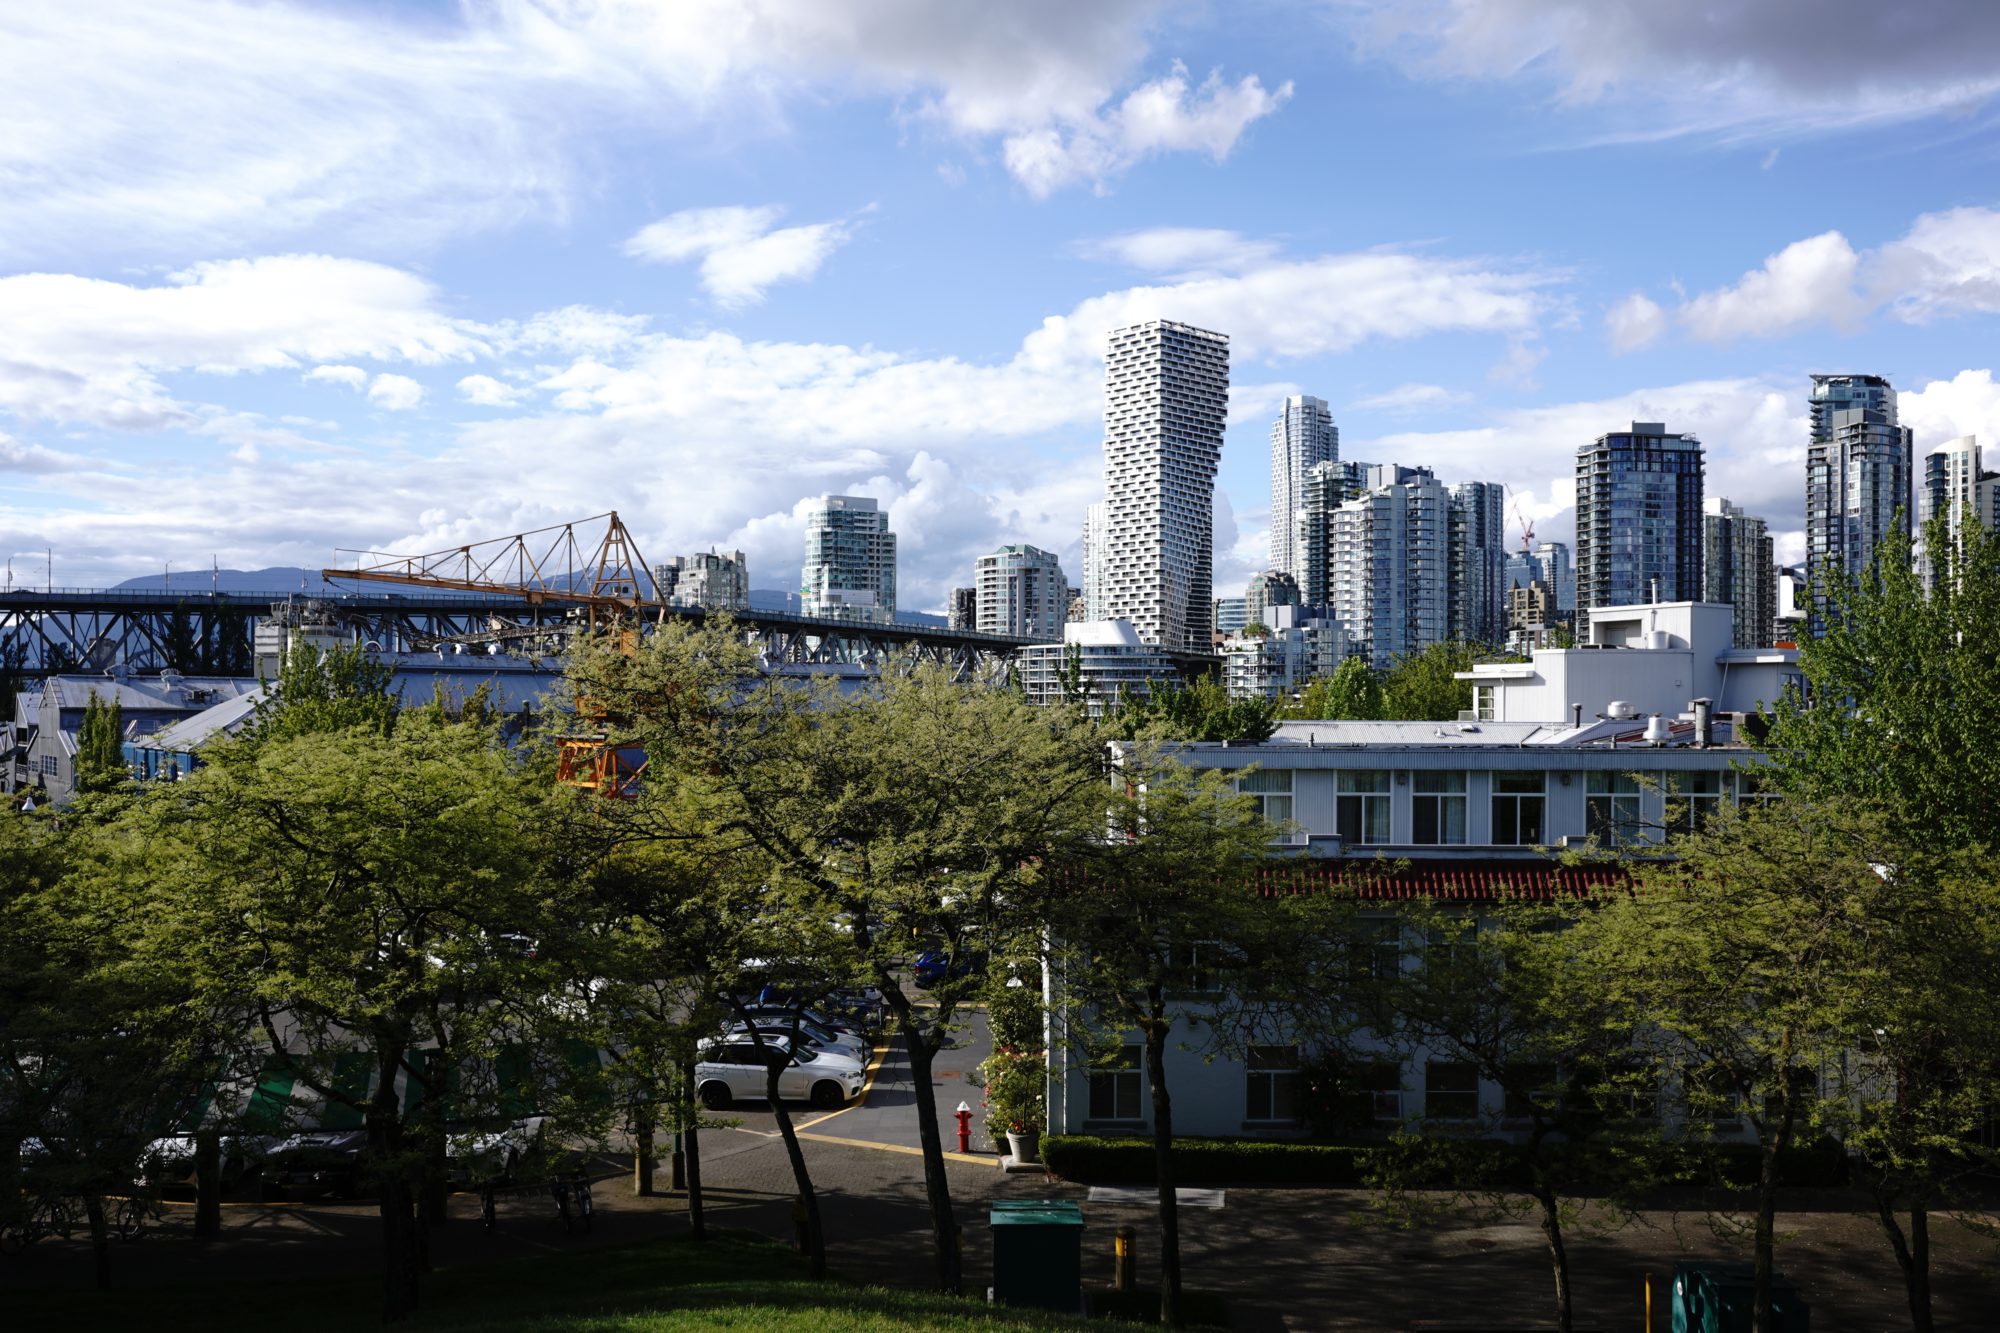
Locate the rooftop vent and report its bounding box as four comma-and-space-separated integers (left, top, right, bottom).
1606, 700, 1637, 720
1643, 714, 1673, 745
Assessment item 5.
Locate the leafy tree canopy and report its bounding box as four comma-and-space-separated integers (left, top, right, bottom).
1109, 676, 1277, 742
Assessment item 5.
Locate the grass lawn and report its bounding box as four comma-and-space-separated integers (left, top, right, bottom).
16, 1230, 1129, 1331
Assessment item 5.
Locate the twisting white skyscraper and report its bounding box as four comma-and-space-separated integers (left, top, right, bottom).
1097, 320, 1230, 649
1269, 395, 1336, 577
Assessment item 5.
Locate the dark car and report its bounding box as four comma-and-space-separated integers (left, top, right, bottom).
263, 1131, 367, 1199
913, 949, 987, 990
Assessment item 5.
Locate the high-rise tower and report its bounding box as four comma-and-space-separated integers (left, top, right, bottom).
1269, 395, 1336, 577
800, 495, 896, 623
976, 544, 1068, 640
1702, 498, 1776, 648
1574, 422, 1705, 615
1916, 435, 1998, 590
1447, 481, 1508, 646
1805, 374, 1911, 631
1098, 320, 1230, 649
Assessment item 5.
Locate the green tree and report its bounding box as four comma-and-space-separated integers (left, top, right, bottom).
1282, 654, 1383, 720
1111, 676, 1277, 741
72, 691, 127, 795
1375, 901, 1655, 1333
567, 622, 1112, 1293
141, 718, 571, 1322
1048, 752, 1296, 1326
1379, 640, 1483, 721
250, 638, 399, 744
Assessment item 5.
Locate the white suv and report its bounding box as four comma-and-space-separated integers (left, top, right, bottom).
695, 1035, 865, 1111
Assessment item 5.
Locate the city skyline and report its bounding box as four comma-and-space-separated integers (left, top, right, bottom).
10, 5, 2000, 613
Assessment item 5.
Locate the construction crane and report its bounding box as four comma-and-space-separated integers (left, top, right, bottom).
1504, 485, 1536, 554
322, 512, 657, 798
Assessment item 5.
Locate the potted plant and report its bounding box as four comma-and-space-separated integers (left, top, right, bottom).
981, 1048, 1044, 1163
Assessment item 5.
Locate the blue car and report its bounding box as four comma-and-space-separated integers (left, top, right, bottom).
913, 949, 986, 990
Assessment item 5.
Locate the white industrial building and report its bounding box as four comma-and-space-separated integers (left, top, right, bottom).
800, 495, 897, 624
1095, 320, 1230, 650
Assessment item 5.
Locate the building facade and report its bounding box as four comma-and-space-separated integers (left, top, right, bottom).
1574, 422, 1705, 615
948, 586, 977, 631
1014, 619, 1180, 716
1805, 374, 1911, 632
801, 495, 897, 623
1097, 320, 1230, 650
1269, 394, 1337, 578
1294, 459, 1373, 607
655, 548, 751, 611
1328, 465, 1449, 669
1916, 435, 2000, 590
1534, 541, 1574, 613
1081, 501, 1109, 622
975, 544, 1068, 640
1243, 569, 1301, 629
1222, 605, 1347, 700
1701, 499, 1776, 649
1447, 481, 1508, 646
1212, 596, 1249, 637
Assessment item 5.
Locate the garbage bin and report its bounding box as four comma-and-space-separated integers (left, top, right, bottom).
1672, 1261, 1810, 1333
990, 1199, 1084, 1313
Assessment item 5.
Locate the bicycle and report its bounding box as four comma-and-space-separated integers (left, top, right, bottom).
0, 1196, 77, 1256
111, 1195, 160, 1242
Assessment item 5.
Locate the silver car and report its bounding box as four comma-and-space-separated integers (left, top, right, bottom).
694, 1035, 864, 1111
724, 1017, 870, 1065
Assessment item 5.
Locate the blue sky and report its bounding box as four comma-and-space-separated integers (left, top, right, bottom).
7, 1, 2000, 609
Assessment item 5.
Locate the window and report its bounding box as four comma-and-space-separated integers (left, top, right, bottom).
1336, 770, 1391, 844
40, 754, 59, 777
1738, 768, 1781, 811
1664, 770, 1729, 833
1425, 1061, 1480, 1120
1088, 1045, 1144, 1121
1411, 771, 1467, 845
1348, 1060, 1404, 1124
1585, 772, 1643, 842
1358, 917, 1402, 983
1472, 684, 1496, 722
1424, 917, 1476, 975
1681, 1064, 1742, 1124
1503, 1064, 1559, 1121
1490, 771, 1545, 845
1235, 769, 1293, 828
1172, 941, 1224, 995
1245, 1045, 1300, 1123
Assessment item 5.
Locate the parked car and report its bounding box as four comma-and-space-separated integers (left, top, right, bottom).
694, 1034, 864, 1111
263, 1130, 368, 1199
913, 948, 987, 990
448, 1116, 546, 1187
737, 1004, 870, 1047
723, 1018, 869, 1064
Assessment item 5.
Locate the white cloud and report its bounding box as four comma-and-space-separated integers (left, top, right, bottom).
1625, 206, 2000, 345
1081, 227, 1281, 276
1352, 382, 1471, 413
304, 364, 369, 390
1679, 231, 1868, 342
0, 1, 1284, 257
1002, 63, 1291, 198
366, 374, 425, 411
1350, 0, 2000, 142
0, 255, 483, 428
1604, 292, 1666, 352
623, 205, 853, 308
457, 374, 525, 407
0, 428, 89, 474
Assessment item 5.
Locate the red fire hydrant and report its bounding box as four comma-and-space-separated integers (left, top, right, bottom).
955, 1100, 973, 1154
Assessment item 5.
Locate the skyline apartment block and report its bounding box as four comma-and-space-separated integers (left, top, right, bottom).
976, 543, 1069, 640
800, 494, 897, 624
1328, 464, 1450, 670
1293, 458, 1375, 606
1243, 568, 1301, 629
1081, 501, 1109, 621
1447, 481, 1509, 647
1574, 421, 1705, 616
1096, 319, 1230, 650
1805, 373, 1912, 632
654, 547, 750, 611
1702, 498, 1777, 649
1268, 394, 1337, 578
1916, 435, 1999, 590
948, 586, 976, 631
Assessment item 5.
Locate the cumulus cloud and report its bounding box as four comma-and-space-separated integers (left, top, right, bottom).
0, 1, 1285, 257
1351, 0, 2000, 141
1002, 63, 1290, 197
0, 255, 482, 428
623, 205, 854, 307
366, 374, 425, 411
304, 364, 369, 390
1352, 383, 1471, 413
1604, 292, 1666, 352
1679, 231, 1869, 342
0, 428, 89, 474
457, 374, 525, 407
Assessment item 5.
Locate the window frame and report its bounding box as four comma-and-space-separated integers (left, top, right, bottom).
1087, 1044, 1145, 1122
1489, 770, 1546, 846
1244, 1044, 1301, 1124
1585, 771, 1644, 843
1335, 770, 1392, 844
1424, 1060, 1480, 1121
1410, 770, 1468, 845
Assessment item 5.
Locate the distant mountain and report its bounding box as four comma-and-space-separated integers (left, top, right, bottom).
116, 567, 345, 594
748, 588, 800, 614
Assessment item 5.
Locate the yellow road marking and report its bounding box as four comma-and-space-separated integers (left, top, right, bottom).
794, 1130, 999, 1168
795, 1040, 891, 1130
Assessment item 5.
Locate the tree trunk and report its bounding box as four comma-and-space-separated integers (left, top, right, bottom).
763, 1053, 826, 1279
632, 1103, 657, 1196
1533, 1184, 1572, 1333
1873, 1186, 1933, 1333
1750, 1101, 1793, 1333
419, 1130, 449, 1233
1144, 1001, 1182, 1328
682, 1062, 705, 1242
84, 1193, 111, 1291
881, 980, 961, 1293
194, 1130, 222, 1238
369, 1045, 421, 1323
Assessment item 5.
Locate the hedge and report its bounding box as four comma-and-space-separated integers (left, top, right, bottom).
1040, 1134, 1850, 1190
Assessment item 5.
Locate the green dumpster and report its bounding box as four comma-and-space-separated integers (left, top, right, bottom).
1672, 1261, 1809, 1333
990, 1199, 1084, 1313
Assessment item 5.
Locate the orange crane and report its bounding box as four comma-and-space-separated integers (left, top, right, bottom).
323, 512, 656, 797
